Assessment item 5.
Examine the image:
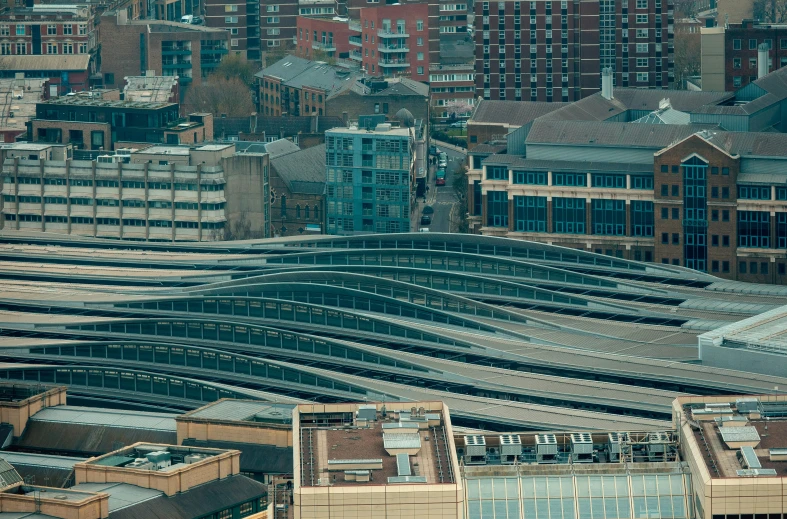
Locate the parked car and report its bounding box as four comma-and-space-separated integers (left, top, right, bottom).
429, 145, 440, 156
422, 205, 434, 215
192, 15, 203, 24
438, 152, 447, 168
436, 169, 446, 186
420, 215, 432, 225
450, 121, 467, 128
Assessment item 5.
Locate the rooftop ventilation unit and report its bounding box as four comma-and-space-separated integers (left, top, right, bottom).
646, 432, 671, 461
126, 458, 154, 470
396, 453, 411, 477
464, 435, 487, 465
535, 434, 558, 464
736, 398, 760, 415
356, 404, 376, 422
738, 446, 762, 470
570, 433, 594, 463
499, 435, 522, 464
608, 432, 629, 462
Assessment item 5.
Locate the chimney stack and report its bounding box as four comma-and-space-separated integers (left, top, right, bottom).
249, 112, 257, 133
758, 43, 769, 79
601, 68, 613, 100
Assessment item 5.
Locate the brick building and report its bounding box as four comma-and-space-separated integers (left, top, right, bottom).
99, 10, 231, 90
27, 94, 213, 150
466, 66, 787, 284
203, 0, 259, 60
295, 16, 353, 60
255, 56, 363, 117
701, 20, 787, 92
269, 142, 326, 236
430, 33, 475, 122
0, 4, 96, 61
0, 78, 47, 143
466, 99, 567, 150
475, 0, 674, 103
0, 55, 91, 94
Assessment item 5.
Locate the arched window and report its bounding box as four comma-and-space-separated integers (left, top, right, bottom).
281, 195, 287, 217
314, 205, 320, 220
296, 205, 301, 218
304, 205, 310, 219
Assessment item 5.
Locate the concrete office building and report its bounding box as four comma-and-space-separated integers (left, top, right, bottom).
325, 124, 414, 235
0, 141, 270, 241
467, 64, 787, 284
475, 0, 674, 102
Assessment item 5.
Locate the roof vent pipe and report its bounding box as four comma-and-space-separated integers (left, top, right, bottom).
601, 68, 613, 100
758, 43, 769, 79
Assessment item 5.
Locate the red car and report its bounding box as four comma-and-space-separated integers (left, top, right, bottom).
436, 169, 446, 186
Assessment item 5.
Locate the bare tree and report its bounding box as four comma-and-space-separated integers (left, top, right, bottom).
214, 53, 256, 87
754, 0, 787, 22
673, 31, 701, 89
184, 77, 255, 117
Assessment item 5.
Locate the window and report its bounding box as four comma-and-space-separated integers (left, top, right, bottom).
591, 173, 625, 188
487, 166, 508, 181
15, 25, 25, 36
78, 24, 87, 35
711, 186, 718, 198
266, 16, 279, 23
46, 43, 58, 54
671, 185, 679, 196
636, 72, 649, 82
722, 210, 730, 222
661, 207, 668, 219
733, 39, 741, 50
711, 260, 719, 273
631, 176, 653, 189
636, 28, 648, 38
266, 4, 278, 11
712, 235, 719, 246
0, 43, 8, 55
592, 199, 626, 235
733, 58, 741, 69
660, 185, 668, 196
417, 52, 424, 61
0, 26, 8, 36
738, 185, 771, 200
733, 76, 742, 87
514, 196, 546, 232
749, 38, 758, 50
62, 43, 73, 54
63, 24, 72, 35
417, 66, 424, 75
738, 211, 770, 248
226, 16, 239, 22
487, 191, 508, 227
711, 210, 718, 221
661, 232, 668, 244
417, 37, 423, 46
553, 197, 585, 234
636, 58, 648, 67
47, 24, 57, 35
636, 43, 648, 53
631, 201, 653, 237
417, 20, 424, 31
740, 262, 747, 274
513, 170, 547, 185
636, 14, 648, 23
636, 0, 647, 6
553, 173, 586, 187
721, 186, 729, 199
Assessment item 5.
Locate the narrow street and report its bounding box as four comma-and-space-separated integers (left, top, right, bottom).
416, 145, 466, 233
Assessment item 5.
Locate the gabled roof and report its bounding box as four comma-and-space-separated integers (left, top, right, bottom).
181, 439, 292, 474
632, 107, 691, 125
258, 56, 362, 99
526, 120, 718, 149
271, 144, 326, 194
374, 78, 429, 97
704, 130, 787, 158
471, 100, 569, 126
0, 55, 90, 71
213, 117, 250, 138
262, 138, 300, 159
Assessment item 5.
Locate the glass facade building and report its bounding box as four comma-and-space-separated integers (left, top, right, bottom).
325, 126, 414, 235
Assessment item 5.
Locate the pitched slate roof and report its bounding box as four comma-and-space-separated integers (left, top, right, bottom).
375, 78, 429, 97
262, 138, 300, 159
181, 439, 292, 474
526, 120, 717, 149
258, 56, 362, 99
101, 475, 267, 519
471, 100, 569, 126
703, 130, 787, 158
271, 144, 326, 194
0, 55, 90, 71
213, 117, 250, 138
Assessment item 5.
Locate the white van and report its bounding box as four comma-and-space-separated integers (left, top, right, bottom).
181, 14, 194, 24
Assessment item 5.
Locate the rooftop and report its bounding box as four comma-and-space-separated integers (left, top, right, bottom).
270, 143, 326, 194
0, 78, 46, 133
123, 76, 178, 103
471, 100, 569, 127
37, 97, 175, 110
0, 55, 90, 72
258, 56, 362, 99
298, 403, 456, 488
181, 399, 295, 424
326, 125, 411, 137
526, 120, 717, 149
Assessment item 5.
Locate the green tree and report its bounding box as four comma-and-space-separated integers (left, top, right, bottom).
184, 76, 255, 117
214, 53, 255, 87
451, 163, 470, 234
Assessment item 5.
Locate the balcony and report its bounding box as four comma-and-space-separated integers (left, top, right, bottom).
349, 20, 361, 32
379, 58, 409, 67
162, 61, 193, 69
162, 46, 191, 55
378, 44, 408, 53
378, 29, 408, 38
349, 35, 362, 46
349, 50, 362, 61
201, 45, 228, 54
312, 41, 335, 51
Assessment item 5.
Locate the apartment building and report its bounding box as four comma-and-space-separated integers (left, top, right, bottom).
325, 124, 414, 235
27, 94, 213, 150
269, 143, 326, 236
99, 10, 230, 89
203, 0, 259, 60
0, 141, 270, 242
256, 56, 363, 116
701, 19, 787, 92
475, 0, 674, 102
295, 16, 353, 60
467, 66, 787, 284
258, 0, 337, 52
0, 4, 96, 58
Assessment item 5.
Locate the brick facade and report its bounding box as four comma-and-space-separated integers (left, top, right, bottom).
723, 20, 787, 91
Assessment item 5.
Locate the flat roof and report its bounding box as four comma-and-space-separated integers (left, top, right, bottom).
698, 304, 787, 353
134, 146, 192, 156
37, 97, 175, 110
0, 452, 86, 470
325, 126, 411, 137
70, 482, 163, 512
183, 400, 294, 423
30, 405, 177, 432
